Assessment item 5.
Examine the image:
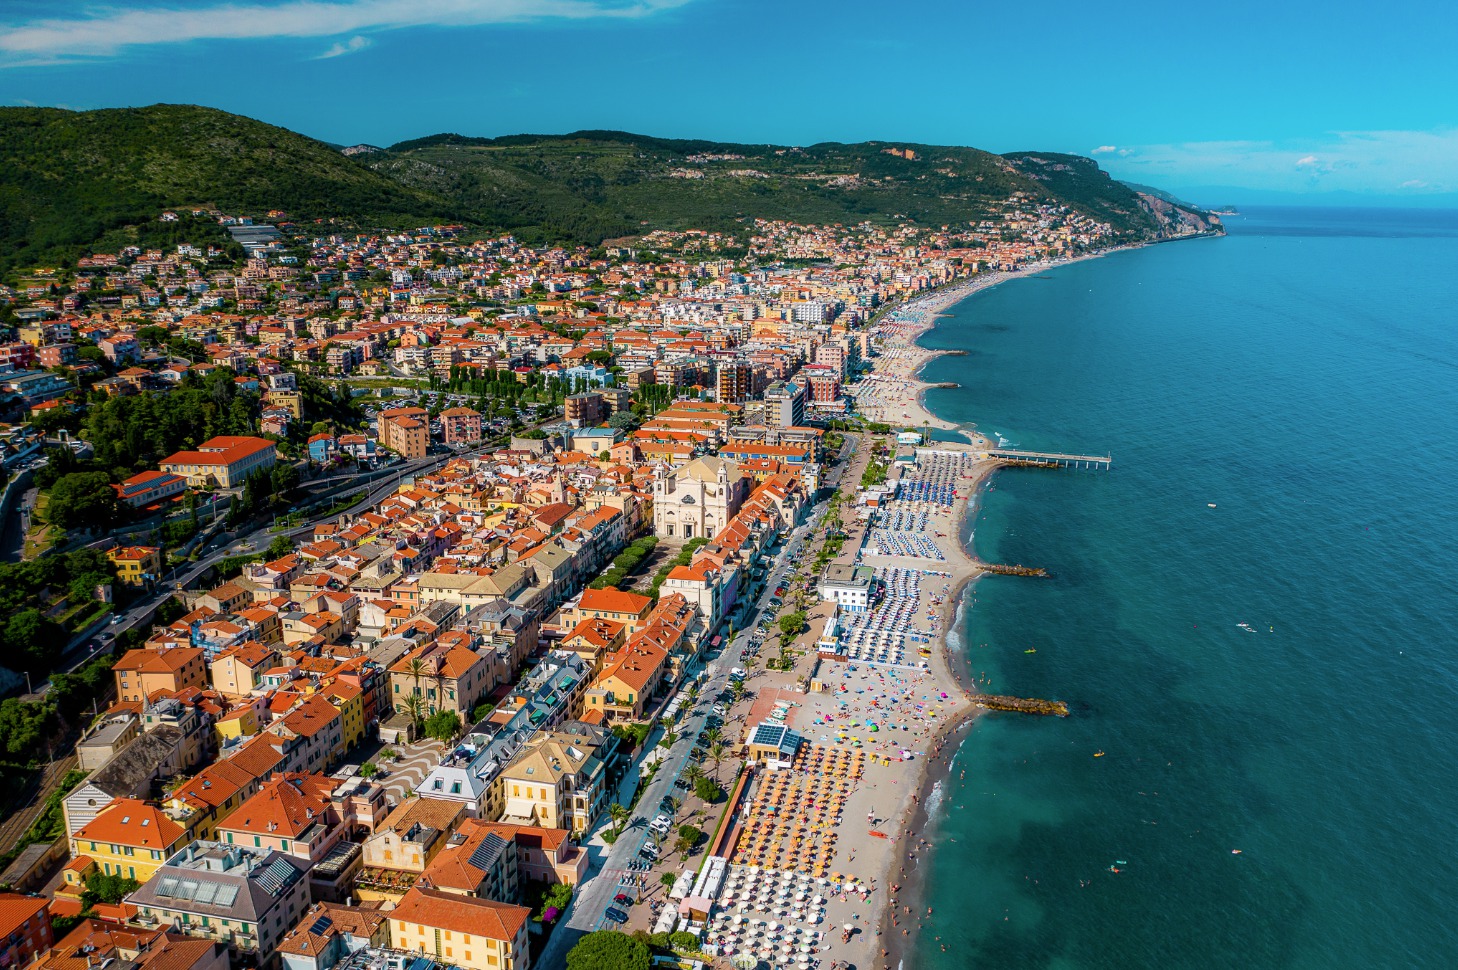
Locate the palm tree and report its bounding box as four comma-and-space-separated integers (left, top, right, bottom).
709, 742, 727, 779
401, 693, 427, 729
730, 679, 747, 703
684, 764, 705, 787
405, 656, 427, 704
608, 802, 629, 838
704, 726, 722, 746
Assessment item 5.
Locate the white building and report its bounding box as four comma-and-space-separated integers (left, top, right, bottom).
652, 455, 750, 541
818, 564, 874, 613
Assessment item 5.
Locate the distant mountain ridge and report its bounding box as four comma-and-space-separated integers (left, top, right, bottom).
0, 104, 1220, 274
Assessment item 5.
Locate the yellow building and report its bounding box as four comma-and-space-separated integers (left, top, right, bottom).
322, 681, 366, 751
497, 733, 600, 835
213, 706, 261, 748
69, 798, 189, 883
158, 436, 277, 489
390, 887, 531, 970
105, 546, 162, 587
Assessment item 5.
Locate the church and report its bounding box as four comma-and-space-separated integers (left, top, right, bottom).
652, 455, 750, 541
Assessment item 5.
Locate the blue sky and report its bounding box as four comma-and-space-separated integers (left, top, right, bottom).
3, 0, 1456, 202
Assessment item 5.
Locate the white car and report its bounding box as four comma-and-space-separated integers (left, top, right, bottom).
730, 667, 747, 680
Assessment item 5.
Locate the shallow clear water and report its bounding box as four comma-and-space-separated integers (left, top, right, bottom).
910, 207, 1458, 969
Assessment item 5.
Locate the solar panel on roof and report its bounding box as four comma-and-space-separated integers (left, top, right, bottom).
156, 876, 180, 898
214, 885, 239, 907
255, 858, 296, 896
468, 833, 509, 872
310, 915, 334, 936
176, 879, 200, 901
193, 881, 219, 905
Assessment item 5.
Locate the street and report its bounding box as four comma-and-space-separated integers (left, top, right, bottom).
535, 486, 839, 969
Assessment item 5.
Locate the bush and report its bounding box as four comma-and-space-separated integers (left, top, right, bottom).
669, 930, 699, 951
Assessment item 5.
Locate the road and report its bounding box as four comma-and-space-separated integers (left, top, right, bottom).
535, 489, 837, 969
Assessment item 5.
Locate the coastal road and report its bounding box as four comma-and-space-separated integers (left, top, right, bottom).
536, 500, 833, 969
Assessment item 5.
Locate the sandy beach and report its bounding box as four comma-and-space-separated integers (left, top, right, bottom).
851, 253, 1126, 438
713, 252, 1126, 970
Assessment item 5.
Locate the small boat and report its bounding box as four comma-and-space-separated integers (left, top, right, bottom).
1094, 751, 1105, 757
1024, 648, 1037, 654
1115, 860, 1128, 865
1207, 503, 1217, 508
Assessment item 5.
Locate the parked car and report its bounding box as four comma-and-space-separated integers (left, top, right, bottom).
605, 907, 628, 923
613, 893, 634, 906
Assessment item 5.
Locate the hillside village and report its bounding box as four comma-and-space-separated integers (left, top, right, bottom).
0, 193, 1144, 970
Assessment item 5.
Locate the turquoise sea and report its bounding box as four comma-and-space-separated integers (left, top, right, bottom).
911, 207, 1458, 969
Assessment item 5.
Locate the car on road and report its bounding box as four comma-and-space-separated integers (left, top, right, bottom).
605, 906, 628, 923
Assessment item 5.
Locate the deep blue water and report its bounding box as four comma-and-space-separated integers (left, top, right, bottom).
910, 208, 1458, 969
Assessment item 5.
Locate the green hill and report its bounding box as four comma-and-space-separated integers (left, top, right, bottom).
0, 104, 454, 272
0, 105, 1217, 274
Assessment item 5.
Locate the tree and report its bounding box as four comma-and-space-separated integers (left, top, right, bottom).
607, 410, 640, 431
5, 610, 66, 673
400, 693, 427, 728
422, 710, 461, 743
266, 534, 294, 559
608, 801, 629, 838
0, 697, 57, 759
46, 472, 120, 531
82, 872, 140, 907
778, 611, 806, 639
566, 931, 650, 970
693, 776, 722, 804
730, 679, 747, 703
708, 742, 727, 779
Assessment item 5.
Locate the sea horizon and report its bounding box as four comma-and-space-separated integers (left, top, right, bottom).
906, 204, 1458, 969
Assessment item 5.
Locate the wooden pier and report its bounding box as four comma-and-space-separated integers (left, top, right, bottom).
972, 694, 1069, 717
988, 449, 1111, 471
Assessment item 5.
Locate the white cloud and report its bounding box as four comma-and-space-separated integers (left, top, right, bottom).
318, 34, 371, 58
0, 0, 692, 65
1103, 129, 1458, 195
1092, 145, 1117, 155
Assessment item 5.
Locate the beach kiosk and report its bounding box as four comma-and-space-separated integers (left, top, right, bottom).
745, 722, 803, 769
